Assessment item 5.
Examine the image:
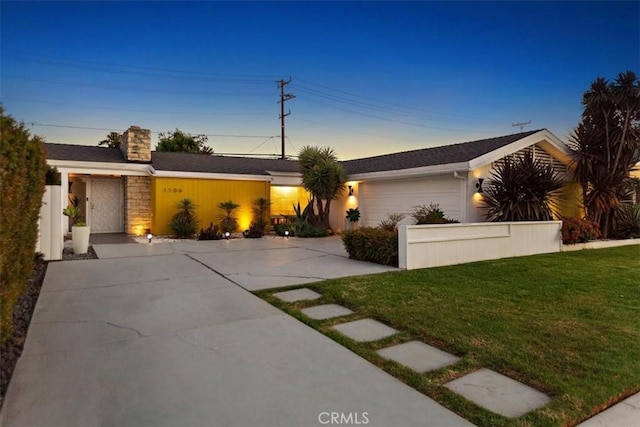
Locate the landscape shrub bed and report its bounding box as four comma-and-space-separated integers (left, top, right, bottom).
342, 227, 398, 266
562, 217, 601, 244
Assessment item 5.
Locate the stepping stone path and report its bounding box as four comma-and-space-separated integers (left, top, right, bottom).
301, 304, 354, 320
445, 368, 551, 418
377, 341, 460, 373
332, 318, 398, 342
274, 289, 551, 419
273, 288, 321, 302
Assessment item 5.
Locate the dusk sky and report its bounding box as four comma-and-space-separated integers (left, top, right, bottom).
1, 1, 638, 160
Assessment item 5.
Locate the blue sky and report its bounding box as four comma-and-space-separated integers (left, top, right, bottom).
1, 1, 638, 159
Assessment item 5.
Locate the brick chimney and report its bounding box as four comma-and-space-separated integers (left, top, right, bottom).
120, 126, 151, 162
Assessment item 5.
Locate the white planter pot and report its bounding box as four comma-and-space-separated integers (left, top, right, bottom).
72, 226, 91, 254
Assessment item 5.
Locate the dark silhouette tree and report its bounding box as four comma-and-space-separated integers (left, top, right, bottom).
569, 71, 640, 238
98, 132, 121, 149
156, 129, 213, 154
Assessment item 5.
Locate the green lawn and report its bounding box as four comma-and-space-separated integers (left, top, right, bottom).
257, 246, 640, 427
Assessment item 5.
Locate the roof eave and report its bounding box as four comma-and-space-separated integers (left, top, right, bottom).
349, 161, 471, 181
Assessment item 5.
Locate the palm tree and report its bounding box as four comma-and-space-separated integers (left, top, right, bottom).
482, 152, 563, 222
218, 200, 240, 233
569, 71, 640, 238
298, 146, 347, 229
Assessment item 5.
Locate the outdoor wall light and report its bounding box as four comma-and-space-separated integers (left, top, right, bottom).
348, 185, 354, 196
476, 178, 485, 194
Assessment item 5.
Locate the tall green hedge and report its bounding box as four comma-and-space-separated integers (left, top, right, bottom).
0, 107, 47, 344
342, 227, 398, 267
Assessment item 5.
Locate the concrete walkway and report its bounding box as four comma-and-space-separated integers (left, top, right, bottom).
1, 237, 471, 426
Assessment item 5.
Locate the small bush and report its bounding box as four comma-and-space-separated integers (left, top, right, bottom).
243, 223, 265, 239
198, 223, 222, 240
411, 203, 459, 224
292, 219, 328, 238
615, 203, 640, 239
562, 217, 601, 244
342, 227, 398, 266
379, 213, 405, 231
170, 198, 199, 238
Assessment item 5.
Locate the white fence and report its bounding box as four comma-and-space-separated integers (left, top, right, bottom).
36, 185, 63, 261
398, 221, 563, 270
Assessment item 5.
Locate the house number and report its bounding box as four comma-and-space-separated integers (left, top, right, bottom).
163, 187, 183, 193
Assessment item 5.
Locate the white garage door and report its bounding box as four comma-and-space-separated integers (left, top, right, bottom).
89, 178, 124, 233
359, 175, 464, 227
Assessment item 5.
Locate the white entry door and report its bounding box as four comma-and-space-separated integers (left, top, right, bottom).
89, 178, 124, 233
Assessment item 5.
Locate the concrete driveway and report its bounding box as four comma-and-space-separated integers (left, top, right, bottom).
1, 236, 472, 427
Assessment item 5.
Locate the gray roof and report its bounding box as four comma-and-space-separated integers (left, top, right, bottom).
151, 151, 300, 175
44, 129, 545, 176
342, 130, 542, 174
44, 143, 126, 163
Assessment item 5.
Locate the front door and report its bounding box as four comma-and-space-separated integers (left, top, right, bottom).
89, 178, 124, 233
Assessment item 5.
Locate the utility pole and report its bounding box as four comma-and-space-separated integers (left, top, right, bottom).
277, 78, 295, 159
512, 120, 531, 132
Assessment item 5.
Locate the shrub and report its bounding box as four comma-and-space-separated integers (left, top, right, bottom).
249, 197, 271, 237
274, 223, 293, 236
342, 227, 398, 266
198, 223, 222, 240
243, 223, 265, 239
0, 107, 47, 344
292, 219, 329, 238
346, 207, 361, 223
483, 151, 563, 221
170, 198, 199, 238
379, 213, 405, 231
562, 217, 601, 244
218, 200, 240, 233
615, 203, 640, 239
411, 203, 459, 224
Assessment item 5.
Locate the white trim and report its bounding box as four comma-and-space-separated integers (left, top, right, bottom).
152, 169, 271, 181
469, 129, 573, 170
48, 160, 151, 176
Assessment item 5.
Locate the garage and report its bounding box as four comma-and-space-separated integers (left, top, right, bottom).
359, 175, 465, 227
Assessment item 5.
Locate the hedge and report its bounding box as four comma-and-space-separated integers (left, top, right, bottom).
0, 107, 47, 344
342, 227, 398, 267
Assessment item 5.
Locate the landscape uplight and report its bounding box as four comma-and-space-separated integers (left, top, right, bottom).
225, 231, 230, 239
284, 230, 289, 238
147, 233, 153, 243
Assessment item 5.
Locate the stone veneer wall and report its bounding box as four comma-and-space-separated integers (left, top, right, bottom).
120, 126, 151, 162
120, 126, 152, 234
124, 176, 152, 235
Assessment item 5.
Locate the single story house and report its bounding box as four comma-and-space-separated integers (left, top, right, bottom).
44, 126, 580, 236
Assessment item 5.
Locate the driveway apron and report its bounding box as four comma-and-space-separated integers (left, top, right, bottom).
1, 237, 472, 427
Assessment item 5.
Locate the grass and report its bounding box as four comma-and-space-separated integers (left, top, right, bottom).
256, 246, 640, 427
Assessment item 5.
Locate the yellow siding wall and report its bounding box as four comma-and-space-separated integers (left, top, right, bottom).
151, 177, 269, 235
270, 186, 311, 217
556, 181, 584, 219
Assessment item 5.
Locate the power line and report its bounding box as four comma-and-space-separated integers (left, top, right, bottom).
3, 50, 285, 81
4, 98, 272, 116
4, 76, 274, 97
28, 122, 276, 138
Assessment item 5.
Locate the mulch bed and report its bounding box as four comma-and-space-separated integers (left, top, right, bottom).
0, 247, 98, 409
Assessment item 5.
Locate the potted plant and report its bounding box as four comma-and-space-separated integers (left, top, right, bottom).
345, 207, 361, 231
63, 204, 90, 254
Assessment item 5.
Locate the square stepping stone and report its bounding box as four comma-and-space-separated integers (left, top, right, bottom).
301, 304, 354, 320
332, 318, 398, 342
445, 368, 551, 418
377, 341, 460, 373
272, 288, 321, 302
